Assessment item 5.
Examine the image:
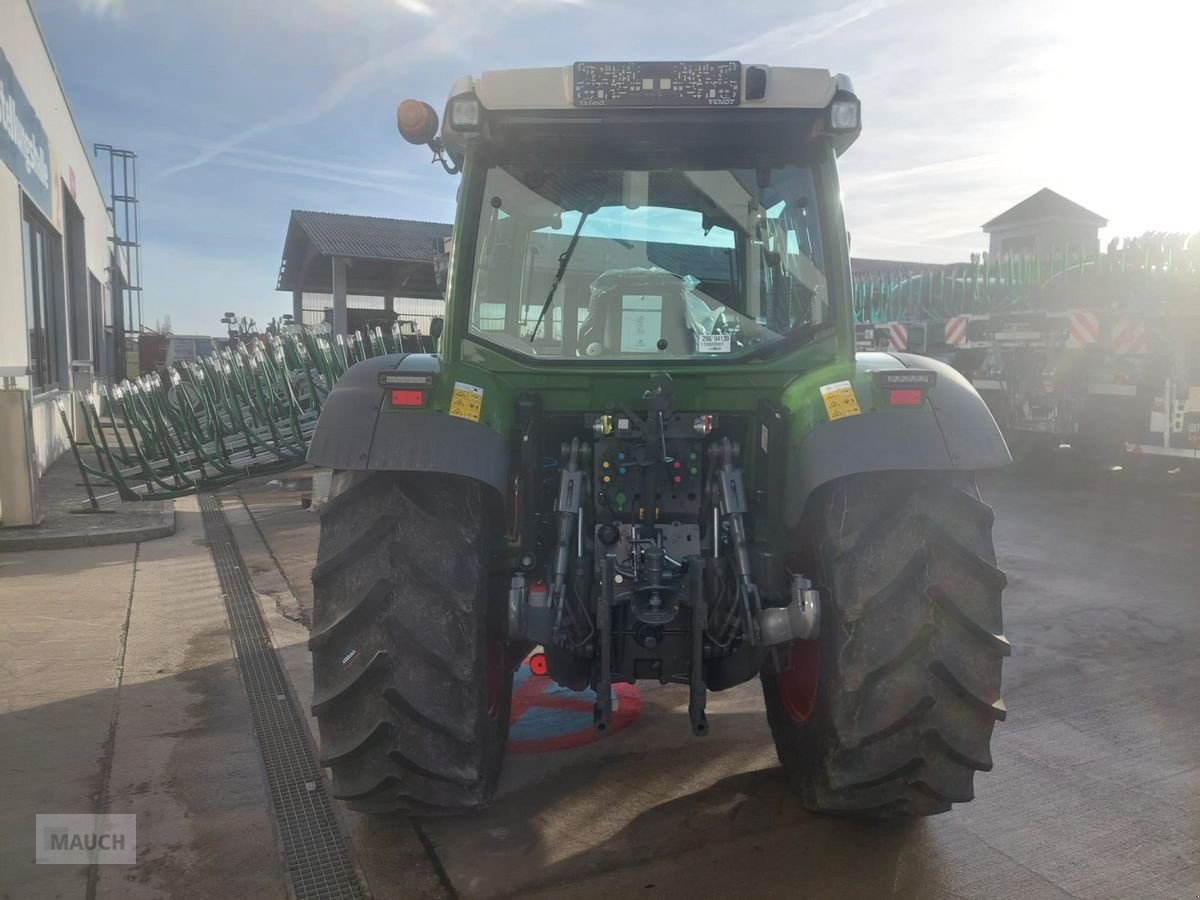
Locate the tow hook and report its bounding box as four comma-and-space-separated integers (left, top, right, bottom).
758, 576, 821, 646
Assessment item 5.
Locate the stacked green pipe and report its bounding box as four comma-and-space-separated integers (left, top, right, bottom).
58, 323, 428, 503
852, 241, 1200, 324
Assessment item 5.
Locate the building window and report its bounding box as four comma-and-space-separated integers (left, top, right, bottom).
89, 274, 105, 375
21, 202, 60, 390
63, 192, 89, 363
999, 235, 1035, 256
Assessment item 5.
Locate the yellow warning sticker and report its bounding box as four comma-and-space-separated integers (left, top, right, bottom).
820, 380, 862, 421
449, 381, 484, 422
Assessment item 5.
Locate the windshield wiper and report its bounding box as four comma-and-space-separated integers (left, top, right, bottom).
528, 207, 591, 343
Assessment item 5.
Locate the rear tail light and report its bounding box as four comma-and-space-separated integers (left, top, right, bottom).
889, 389, 923, 406
874, 368, 936, 407
389, 389, 426, 407
379, 370, 435, 408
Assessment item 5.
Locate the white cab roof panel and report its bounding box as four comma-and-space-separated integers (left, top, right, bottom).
464, 64, 848, 111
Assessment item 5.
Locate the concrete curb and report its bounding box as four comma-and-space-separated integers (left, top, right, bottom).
0, 502, 176, 552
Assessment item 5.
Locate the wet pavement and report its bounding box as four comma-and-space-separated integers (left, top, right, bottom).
2, 454, 1197, 899
232, 454, 1200, 899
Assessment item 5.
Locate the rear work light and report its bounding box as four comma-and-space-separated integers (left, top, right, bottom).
447, 94, 482, 131
828, 91, 861, 132
873, 368, 936, 407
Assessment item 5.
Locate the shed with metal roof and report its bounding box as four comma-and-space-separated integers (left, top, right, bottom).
276, 210, 451, 334
981, 188, 1107, 258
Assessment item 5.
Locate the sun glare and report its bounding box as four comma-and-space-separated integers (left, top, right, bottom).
1029, 0, 1199, 234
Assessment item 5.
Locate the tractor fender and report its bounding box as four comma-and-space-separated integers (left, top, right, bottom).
784, 352, 1010, 527
306, 353, 508, 496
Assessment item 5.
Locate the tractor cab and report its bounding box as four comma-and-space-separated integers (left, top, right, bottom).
397, 63, 861, 367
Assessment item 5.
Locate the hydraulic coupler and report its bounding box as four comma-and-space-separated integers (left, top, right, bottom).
757, 576, 821, 645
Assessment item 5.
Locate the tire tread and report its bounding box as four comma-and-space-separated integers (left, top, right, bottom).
309, 471, 509, 814
763, 472, 1008, 818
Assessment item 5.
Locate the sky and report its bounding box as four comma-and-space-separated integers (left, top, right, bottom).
30, 0, 1200, 335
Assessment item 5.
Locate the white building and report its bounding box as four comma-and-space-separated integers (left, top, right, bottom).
981, 188, 1107, 259
0, 0, 128, 526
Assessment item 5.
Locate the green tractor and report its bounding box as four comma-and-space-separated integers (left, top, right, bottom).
306, 62, 1011, 818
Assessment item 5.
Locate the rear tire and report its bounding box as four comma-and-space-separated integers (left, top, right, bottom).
762, 472, 1009, 818
309, 471, 511, 814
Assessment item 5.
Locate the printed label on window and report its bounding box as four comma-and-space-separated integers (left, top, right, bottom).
619, 295, 663, 353
697, 333, 732, 353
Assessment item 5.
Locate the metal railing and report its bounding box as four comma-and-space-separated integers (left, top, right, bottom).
57, 323, 431, 503
853, 240, 1200, 324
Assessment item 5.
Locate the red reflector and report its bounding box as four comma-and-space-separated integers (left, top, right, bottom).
889, 388, 923, 406
529, 653, 548, 676
389, 389, 425, 407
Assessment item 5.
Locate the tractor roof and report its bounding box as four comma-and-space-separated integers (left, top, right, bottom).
450, 64, 852, 112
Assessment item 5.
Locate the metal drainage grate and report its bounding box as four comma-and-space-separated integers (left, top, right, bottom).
199, 492, 365, 900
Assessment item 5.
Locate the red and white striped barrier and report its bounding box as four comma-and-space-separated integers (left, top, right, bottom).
886, 322, 908, 351
945, 315, 968, 347
1110, 318, 1149, 354
1064, 310, 1100, 349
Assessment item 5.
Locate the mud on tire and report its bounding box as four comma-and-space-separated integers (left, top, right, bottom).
309, 471, 511, 814
762, 472, 1010, 818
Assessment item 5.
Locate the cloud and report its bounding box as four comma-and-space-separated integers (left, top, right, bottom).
708, 0, 893, 60
849, 231, 976, 254
211, 154, 449, 203
149, 0, 583, 185
151, 20, 461, 183
305, 0, 436, 17
200, 146, 421, 183
392, 0, 435, 15
74, 0, 126, 16
844, 154, 999, 188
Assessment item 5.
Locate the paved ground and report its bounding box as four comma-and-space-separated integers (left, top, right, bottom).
0, 454, 173, 551
233, 454, 1200, 899
0, 499, 281, 900
2, 454, 1197, 899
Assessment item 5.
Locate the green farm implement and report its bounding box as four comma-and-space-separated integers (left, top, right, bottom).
59, 325, 427, 503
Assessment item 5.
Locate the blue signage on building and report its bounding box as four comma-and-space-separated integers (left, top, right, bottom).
0, 46, 52, 217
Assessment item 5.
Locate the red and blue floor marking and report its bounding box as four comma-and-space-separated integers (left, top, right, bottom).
507, 660, 642, 753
